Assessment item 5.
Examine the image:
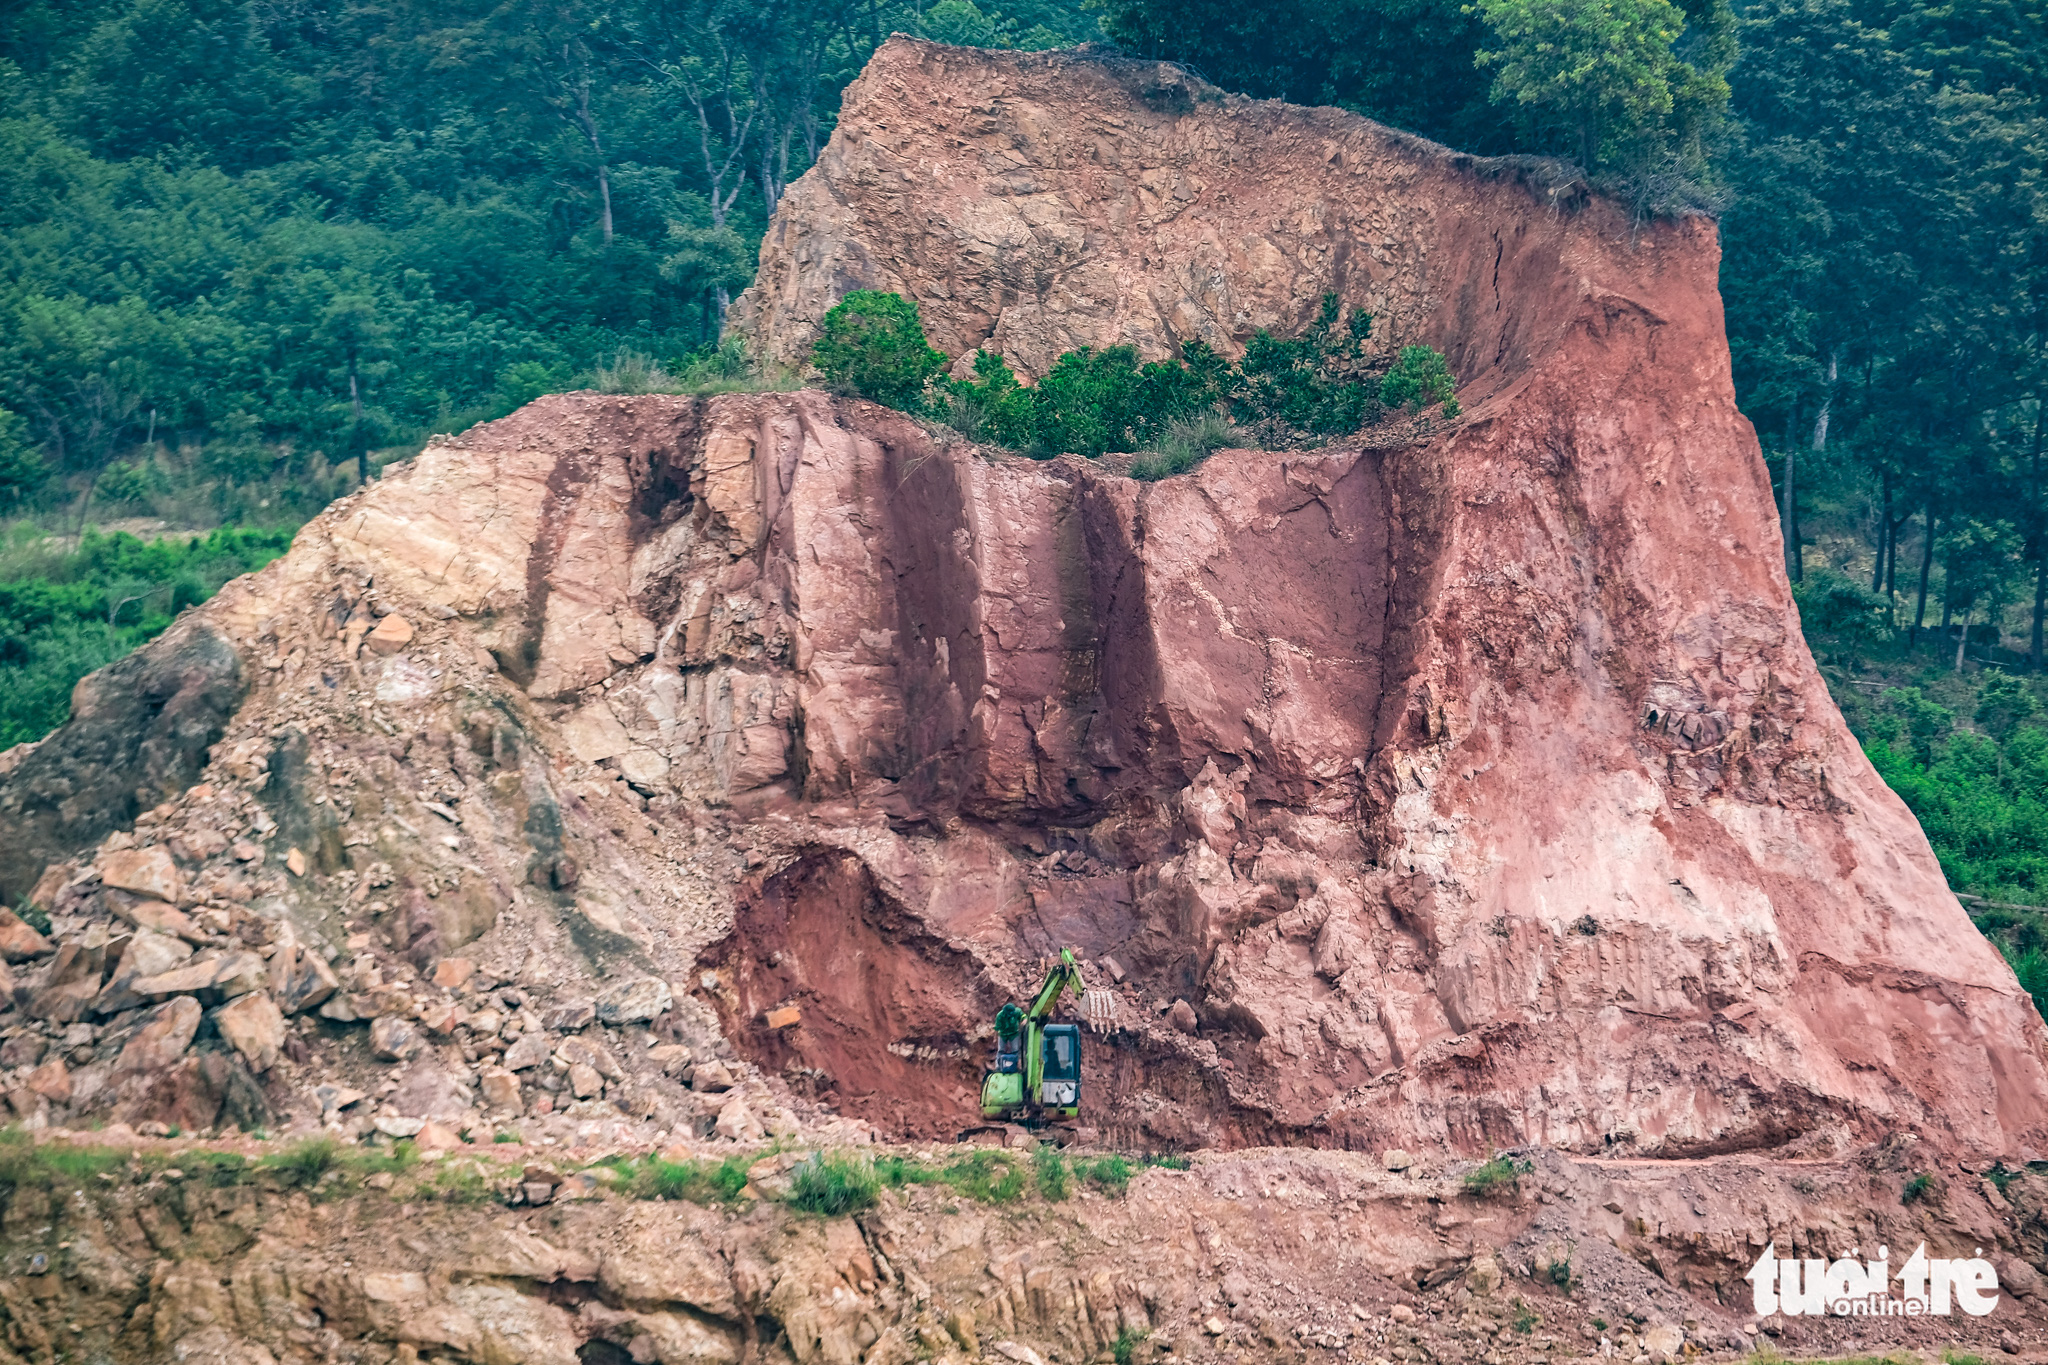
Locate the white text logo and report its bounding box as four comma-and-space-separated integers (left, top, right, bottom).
1745, 1243, 1999, 1317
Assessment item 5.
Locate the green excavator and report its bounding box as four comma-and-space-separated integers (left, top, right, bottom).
976, 949, 1117, 1128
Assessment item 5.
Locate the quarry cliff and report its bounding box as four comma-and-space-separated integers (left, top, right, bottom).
0, 21, 2038, 1238
3, 31, 2048, 1365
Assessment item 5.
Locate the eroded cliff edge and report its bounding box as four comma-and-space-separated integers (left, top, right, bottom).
0, 40, 2042, 1163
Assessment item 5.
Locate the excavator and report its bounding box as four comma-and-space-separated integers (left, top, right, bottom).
974, 949, 1116, 1132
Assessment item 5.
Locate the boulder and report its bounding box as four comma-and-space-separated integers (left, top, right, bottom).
556, 1034, 622, 1081
96, 928, 193, 1013
213, 991, 286, 1072
116, 996, 202, 1074
713, 1093, 763, 1142
0, 909, 50, 961
690, 1060, 733, 1094
269, 937, 340, 1015
542, 1000, 594, 1031
370, 1014, 424, 1062
100, 847, 181, 904
479, 1068, 523, 1112
24, 1057, 71, 1103
390, 1065, 474, 1121
119, 901, 200, 941
594, 976, 672, 1025
1642, 1325, 1685, 1359
365, 614, 415, 656
503, 1033, 551, 1071
432, 957, 475, 990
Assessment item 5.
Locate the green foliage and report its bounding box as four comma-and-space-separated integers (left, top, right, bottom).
942, 1150, 1030, 1203
1461, 1153, 1531, 1197
1112, 1328, 1149, 1365
1901, 1171, 1936, 1204
941, 296, 1452, 460
0, 409, 46, 506
1379, 344, 1461, 416
1791, 568, 1894, 665
0, 1129, 127, 1192
1074, 1153, 1135, 1194
1511, 1299, 1539, 1333
1142, 1152, 1192, 1170
1033, 1143, 1071, 1200
627, 1153, 752, 1204
0, 526, 293, 747
811, 292, 951, 411
1130, 411, 1242, 481
1233, 295, 1381, 436
1472, 0, 1727, 175
787, 1152, 883, 1216
1100, 0, 1501, 153
257, 1137, 338, 1188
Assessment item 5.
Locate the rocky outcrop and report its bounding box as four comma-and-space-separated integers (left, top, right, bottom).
3, 1129, 2046, 1365
0, 40, 2042, 1162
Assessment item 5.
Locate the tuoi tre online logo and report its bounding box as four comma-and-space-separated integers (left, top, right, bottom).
1746, 1242, 2001, 1317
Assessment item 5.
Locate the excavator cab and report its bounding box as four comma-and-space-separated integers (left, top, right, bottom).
1039, 1023, 1081, 1114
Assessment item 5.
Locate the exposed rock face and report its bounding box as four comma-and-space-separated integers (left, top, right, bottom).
0, 40, 2042, 1161
5, 1136, 2047, 1365
0, 620, 243, 905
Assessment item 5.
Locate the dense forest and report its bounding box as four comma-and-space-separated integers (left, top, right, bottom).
7, 0, 2048, 978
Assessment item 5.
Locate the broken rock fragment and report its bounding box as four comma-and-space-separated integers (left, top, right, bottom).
365, 614, 415, 656
100, 847, 181, 904
370, 1014, 424, 1062
214, 991, 286, 1072
116, 996, 202, 1074
594, 975, 671, 1025
0, 909, 50, 961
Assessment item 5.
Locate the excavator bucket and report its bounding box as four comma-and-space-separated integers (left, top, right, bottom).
1083, 988, 1116, 1033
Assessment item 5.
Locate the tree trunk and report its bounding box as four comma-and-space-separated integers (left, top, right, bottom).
1912, 510, 1936, 645
2034, 559, 2046, 672
1956, 611, 1971, 674
596, 161, 613, 246
350, 356, 367, 485
2032, 399, 2046, 669
1780, 441, 1800, 583
1871, 473, 1890, 594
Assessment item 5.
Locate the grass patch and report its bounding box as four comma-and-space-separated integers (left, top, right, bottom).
0, 1129, 127, 1190
1112, 1328, 1149, 1365
942, 1150, 1029, 1204
625, 1153, 752, 1204
1034, 1144, 1071, 1200
256, 1137, 338, 1187
1462, 1153, 1531, 1198
1902, 1171, 1937, 1204
1075, 1154, 1135, 1195
787, 1152, 881, 1216
1143, 1152, 1192, 1170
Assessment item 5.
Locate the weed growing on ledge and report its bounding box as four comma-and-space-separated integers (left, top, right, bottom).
1462, 1153, 1532, 1198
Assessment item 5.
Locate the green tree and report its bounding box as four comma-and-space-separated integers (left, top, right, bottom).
810, 291, 949, 410
1471, 0, 1723, 173
0, 408, 47, 505
1378, 344, 1460, 415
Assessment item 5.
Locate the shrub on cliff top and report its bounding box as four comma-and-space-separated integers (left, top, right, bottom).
811, 291, 951, 411
1380, 344, 1462, 416
830, 289, 1460, 458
